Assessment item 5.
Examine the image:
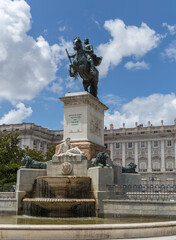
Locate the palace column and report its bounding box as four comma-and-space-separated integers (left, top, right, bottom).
44, 142, 47, 154
161, 140, 165, 172
110, 143, 114, 161
30, 138, 33, 149
134, 142, 138, 171
122, 142, 126, 166
36, 141, 40, 151
147, 141, 152, 172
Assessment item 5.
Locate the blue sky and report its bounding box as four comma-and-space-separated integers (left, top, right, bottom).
1, 0, 176, 130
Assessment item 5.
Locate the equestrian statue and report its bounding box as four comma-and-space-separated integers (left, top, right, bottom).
66, 37, 102, 98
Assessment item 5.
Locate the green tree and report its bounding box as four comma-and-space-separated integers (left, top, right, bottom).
23, 145, 55, 162
0, 132, 23, 185
44, 145, 55, 161
23, 146, 45, 162
0, 132, 56, 185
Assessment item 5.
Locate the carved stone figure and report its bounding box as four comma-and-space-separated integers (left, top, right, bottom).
122, 162, 137, 173
55, 137, 85, 157
56, 137, 72, 155
61, 162, 73, 175
21, 156, 47, 169
66, 37, 102, 98
91, 152, 110, 167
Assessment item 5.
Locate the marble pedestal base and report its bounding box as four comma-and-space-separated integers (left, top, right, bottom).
47, 154, 90, 177
60, 92, 108, 147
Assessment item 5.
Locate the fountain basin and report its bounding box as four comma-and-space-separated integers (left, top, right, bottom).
23, 198, 95, 210
22, 176, 95, 217
32, 176, 92, 198
1, 221, 176, 239
23, 198, 95, 217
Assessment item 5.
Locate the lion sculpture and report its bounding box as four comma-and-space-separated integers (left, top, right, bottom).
91, 152, 110, 167
21, 156, 46, 169
122, 162, 137, 173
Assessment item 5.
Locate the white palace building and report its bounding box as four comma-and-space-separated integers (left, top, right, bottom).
1, 120, 176, 185
0, 123, 63, 154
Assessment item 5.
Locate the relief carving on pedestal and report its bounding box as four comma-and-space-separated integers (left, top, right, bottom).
61, 162, 73, 175
90, 115, 101, 137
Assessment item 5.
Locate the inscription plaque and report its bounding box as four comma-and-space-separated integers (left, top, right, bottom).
68, 114, 82, 133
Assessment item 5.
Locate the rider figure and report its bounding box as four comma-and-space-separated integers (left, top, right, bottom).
83, 38, 95, 74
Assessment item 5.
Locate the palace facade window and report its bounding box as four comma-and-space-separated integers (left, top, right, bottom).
141, 141, 145, 148
153, 141, 159, 147
166, 159, 174, 171
116, 143, 120, 149
152, 159, 161, 171
128, 142, 133, 148
139, 161, 147, 172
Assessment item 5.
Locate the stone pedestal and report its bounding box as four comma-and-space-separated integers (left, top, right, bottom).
47, 154, 91, 177
16, 169, 47, 214
56, 91, 109, 160
113, 165, 142, 185
87, 167, 114, 216
59, 92, 108, 147
49, 92, 109, 177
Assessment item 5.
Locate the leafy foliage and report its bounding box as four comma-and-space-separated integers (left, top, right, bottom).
23, 145, 55, 162
44, 145, 55, 161
23, 146, 45, 162
0, 132, 56, 185
0, 132, 23, 185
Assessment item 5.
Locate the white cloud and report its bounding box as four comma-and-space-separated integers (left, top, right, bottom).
97, 19, 162, 77
47, 78, 63, 94
124, 60, 149, 70
104, 93, 176, 129
162, 22, 176, 35
164, 41, 176, 61
0, 0, 72, 103
43, 97, 58, 102
102, 94, 126, 107
58, 26, 66, 32
0, 103, 32, 124
65, 77, 82, 92
52, 37, 73, 65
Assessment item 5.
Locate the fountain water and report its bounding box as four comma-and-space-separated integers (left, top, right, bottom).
22, 176, 95, 217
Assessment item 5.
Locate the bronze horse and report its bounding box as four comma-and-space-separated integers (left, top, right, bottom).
68, 37, 101, 98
